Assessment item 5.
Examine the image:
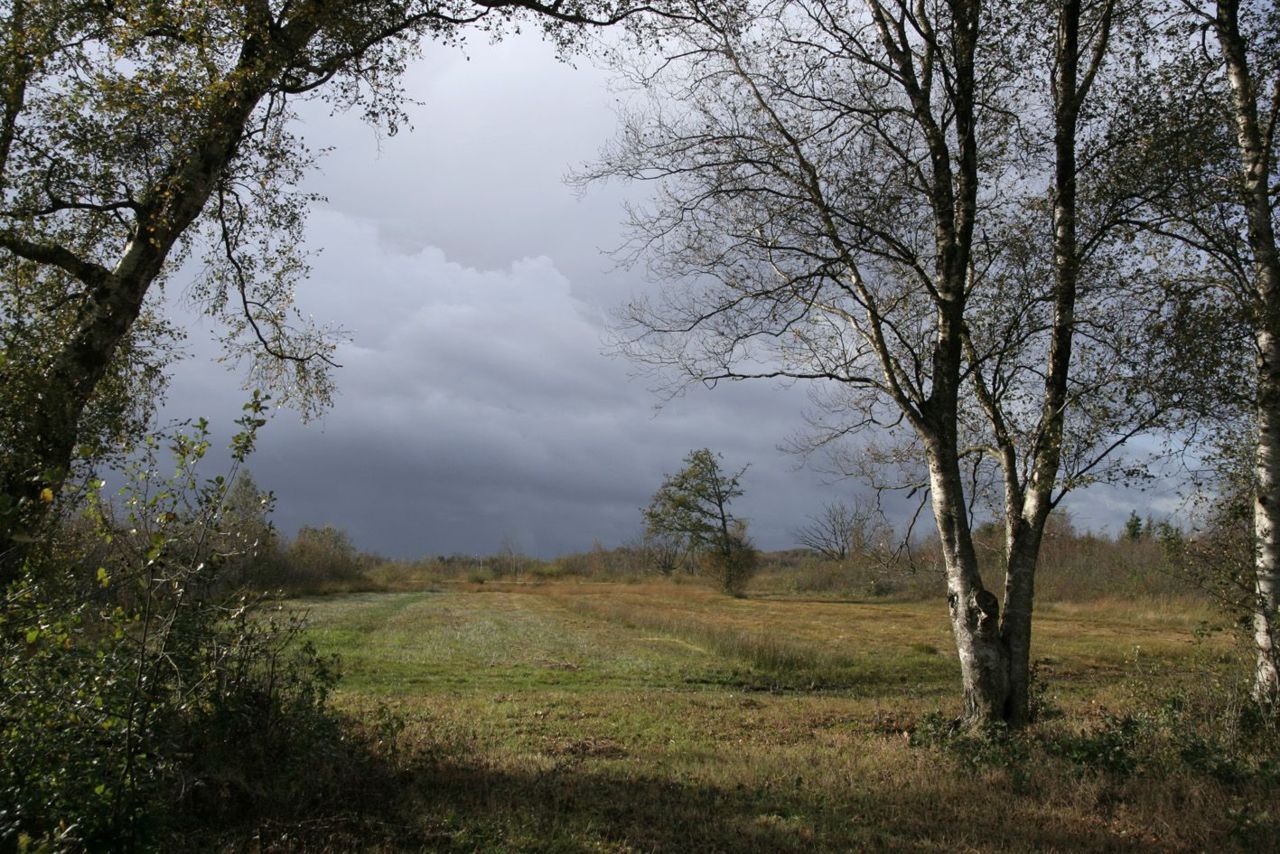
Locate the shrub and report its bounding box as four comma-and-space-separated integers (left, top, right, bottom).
1044, 712, 1149, 776
280, 524, 363, 586
701, 530, 759, 597
0, 399, 400, 849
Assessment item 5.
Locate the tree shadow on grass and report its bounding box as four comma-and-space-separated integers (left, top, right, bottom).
395, 756, 1150, 852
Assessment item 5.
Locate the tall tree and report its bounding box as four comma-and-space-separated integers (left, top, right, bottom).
1124, 0, 1279, 702
594, 0, 1181, 724
1196, 0, 1280, 705
0, 0, 651, 582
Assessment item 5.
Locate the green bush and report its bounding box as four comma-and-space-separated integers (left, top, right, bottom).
1045, 712, 1149, 776
701, 531, 759, 597
0, 400, 402, 849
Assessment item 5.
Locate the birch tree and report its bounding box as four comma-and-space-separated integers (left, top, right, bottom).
1185, 0, 1280, 706
593, 0, 1185, 724
1118, 0, 1280, 703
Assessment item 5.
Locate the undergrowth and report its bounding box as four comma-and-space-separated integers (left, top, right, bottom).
907, 673, 1280, 847
0, 403, 411, 850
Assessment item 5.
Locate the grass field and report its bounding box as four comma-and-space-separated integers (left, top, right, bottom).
288, 581, 1278, 851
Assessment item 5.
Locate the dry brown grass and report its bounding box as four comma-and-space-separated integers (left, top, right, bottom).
262, 580, 1280, 851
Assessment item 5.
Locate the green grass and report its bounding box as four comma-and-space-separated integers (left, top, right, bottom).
280, 581, 1276, 852
300, 587, 758, 694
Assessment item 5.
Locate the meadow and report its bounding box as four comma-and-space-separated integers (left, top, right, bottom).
275, 579, 1280, 852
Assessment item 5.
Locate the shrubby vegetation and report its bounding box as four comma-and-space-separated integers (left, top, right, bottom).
0, 403, 405, 850
243, 502, 1198, 606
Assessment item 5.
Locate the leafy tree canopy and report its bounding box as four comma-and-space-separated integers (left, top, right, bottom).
644, 448, 745, 557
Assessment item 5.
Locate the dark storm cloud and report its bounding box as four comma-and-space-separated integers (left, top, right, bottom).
292, 37, 639, 301
156, 35, 1157, 557
163, 203, 829, 557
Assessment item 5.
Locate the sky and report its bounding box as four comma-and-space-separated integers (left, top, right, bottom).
157, 33, 1162, 559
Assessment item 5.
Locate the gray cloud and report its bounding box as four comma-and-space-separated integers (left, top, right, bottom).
163, 202, 828, 557
154, 33, 1161, 558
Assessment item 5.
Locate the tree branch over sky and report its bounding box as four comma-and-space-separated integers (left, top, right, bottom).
0, 0, 668, 582
588, 0, 1203, 725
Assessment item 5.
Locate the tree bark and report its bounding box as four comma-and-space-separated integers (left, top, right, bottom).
1253, 338, 1280, 703
926, 437, 1009, 724
1000, 508, 1047, 725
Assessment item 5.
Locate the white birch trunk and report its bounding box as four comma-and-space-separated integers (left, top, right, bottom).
1214, 0, 1280, 704
1253, 328, 1280, 703
926, 445, 1008, 723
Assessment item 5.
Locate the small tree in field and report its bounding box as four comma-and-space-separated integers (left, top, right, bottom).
644, 449, 757, 595
286, 525, 361, 585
